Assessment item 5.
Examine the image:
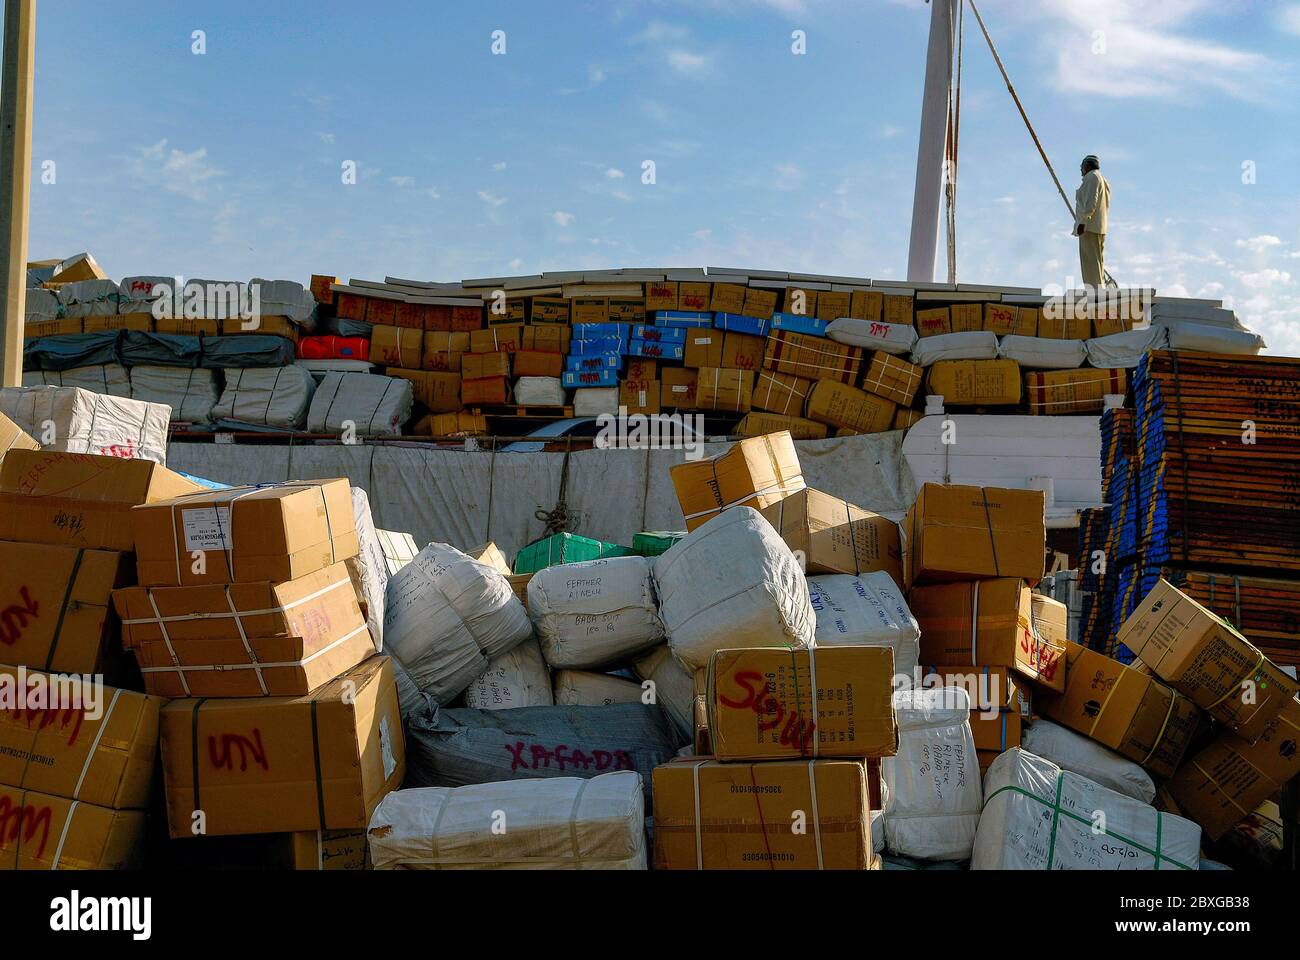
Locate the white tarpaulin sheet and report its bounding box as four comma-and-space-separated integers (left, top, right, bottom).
164, 431, 916, 562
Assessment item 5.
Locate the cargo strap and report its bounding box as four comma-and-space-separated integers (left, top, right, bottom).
565, 777, 592, 867
310, 701, 327, 831
806, 760, 824, 870
968, 581, 981, 661
122, 574, 350, 626
224, 586, 269, 696
137, 623, 367, 684
984, 777, 1193, 870
148, 591, 191, 696
1188, 759, 1252, 819
1140, 693, 1178, 767
72, 688, 122, 801
189, 698, 209, 830
979, 489, 1001, 576
1204, 651, 1268, 712
44, 548, 86, 672
842, 499, 861, 573
691, 760, 706, 870
49, 798, 79, 870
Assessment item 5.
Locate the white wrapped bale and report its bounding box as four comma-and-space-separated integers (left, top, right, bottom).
554, 671, 644, 707
573, 387, 619, 417
307, 372, 413, 436
528, 556, 664, 670
56, 279, 120, 317
808, 572, 919, 684
118, 276, 175, 314
996, 335, 1086, 369
1021, 719, 1156, 804
514, 376, 566, 406
24, 364, 132, 399
1161, 320, 1264, 355
346, 486, 388, 652
972, 748, 1200, 870
826, 317, 918, 356
653, 506, 814, 671
0, 384, 169, 463
883, 687, 982, 861
211, 365, 315, 429
248, 278, 316, 325
384, 542, 534, 705
909, 331, 999, 366
128, 365, 220, 422
1084, 326, 1168, 368
632, 644, 693, 741
367, 771, 646, 870
461, 638, 553, 710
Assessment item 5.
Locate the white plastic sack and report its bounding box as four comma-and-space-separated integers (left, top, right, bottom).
56, 279, 120, 317
0, 384, 169, 464
653, 506, 814, 671
461, 638, 554, 710
212, 365, 316, 429
384, 542, 534, 705
883, 687, 982, 861
128, 365, 220, 422
1084, 326, 1168, 368
573, 387, 619, 417
826, 317, 918, 356
553, 670, 644, 707
24, 364, 132, 399
997, 335, 1086, 369
972, 748, 1200, 870
24, 287, 60, 321
368, 771, 647, 870
633, 644, 693, 741
347, 486, 388, 652
1021, 719, 1156, 804
910, 331, 999, 366
528, 556, 664, 669
808, 572, 919, 684
118, 276, 175, 314
514, 376, 566, 406
249, 278, 316, 325
1160, 320, 1265, 355
307, 372, 413, 437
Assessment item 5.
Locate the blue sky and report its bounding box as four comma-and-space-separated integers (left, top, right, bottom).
23, 0, 1300, 352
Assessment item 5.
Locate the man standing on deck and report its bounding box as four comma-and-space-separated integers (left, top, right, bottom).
1074, 155, 1110, 289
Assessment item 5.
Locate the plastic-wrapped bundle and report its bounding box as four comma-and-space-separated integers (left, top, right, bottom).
514, 376, 566, 406
128, 366, 220, 422
307, 372, 413, 437
573, 387, 619, 417
56, 279, 120, 318
1160, 320, 1265, 355
346, 486, 389, 652
883, 687, 982, 861
1020, 719, 1156, 804
553, 671, 644, 707
826, 317, 918, 356
24, 287, 60, 321
117, 330, 201, 368
632, 644, 693, 741
118, 276, 175, 315
528, 556, 664, 669
808, 572, 920, 684
384, 542, 534, 705
201, 335, 297, 369
368, 771, 646, 870
909, 331, 999, 366
404, 702, 677, 807
211, 365, 316, 430
996, 335, 1086, 369
248, 278, 317, 328
461, 638, 554, 710
653, 507, 814, 671
972, 748, 1200, 870
23, 363, 132, 399
1084, 327, 1168, 368
24, 331, 119, 371
0, 384, 170, 464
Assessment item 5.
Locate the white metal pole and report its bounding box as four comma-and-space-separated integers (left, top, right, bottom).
906, 0, 953, 284
0, 0, 35, 387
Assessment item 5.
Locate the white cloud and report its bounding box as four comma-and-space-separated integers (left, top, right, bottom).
1234, 268, 1292, 289
629, 21, 690, 45
879, 125, 901, 140
492, 162, 507, 171
317, 132, 336, 144
425, 187, 441, 200
772, 162, 803, 190
1235, 235, 1283, 253
133, 139, 223, 202
390, 176, 415, 188
666, 49, 710, 75
477, 190, 507, 207
509, 258, 525, 271
1280, 4, 1300, 36
553, 211, 576, 227
605, 168, 625, 179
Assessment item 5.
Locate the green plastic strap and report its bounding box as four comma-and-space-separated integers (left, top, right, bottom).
1045, 773, 1063, 867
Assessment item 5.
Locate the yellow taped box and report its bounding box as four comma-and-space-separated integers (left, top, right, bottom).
619, 379, 660, 416
805, 380, 895, 433
158, 656, 405, 837
764, 331, 862, 383
925, 359, 1022, 406
695, 368, 754, 413
113, 562, 375, 698
911, 578, 1066, 692
0, 785, 146, 869
904, 482, 1045, 587
735, 412, 827, 441
0, 410, 39, 470
370, 324, 423, 369
652, 758, 877, 870
915, 306, 951, 338
130, 478, 359, 588
421, 331, 470, 372
1036, 641, 1201, 778
669, 431, 804, 532
1115, 578, 1300, 743
706, 646, 897, 761
388, 369, 462, 413
1026, 368, 1127, 415
861, 352, 923, 407
759, 487, 902, 582
0, 665, 161, 809
751, 370, 812, 417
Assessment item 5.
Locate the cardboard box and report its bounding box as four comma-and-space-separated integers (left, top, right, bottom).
670, 431, 804, 531
764, 330, 862, 383
570, 298, 608, 324
220, 315, 299, 340
678, 282, 712, 312
759, 487, 902, 582
469, 325, 523, 353
1013, 306, 1041, 337
461, 376, 510, 406
695, 368, 754, 413
512, 350, 563, 378
735, 412, 828, 440
394, 300, 425, 330
707, 646, 897, 760
653, 758, 874, 869
388, 369, 462, 413
25, 317, 83, 338
130, 478, 359, 588
683, 330, 723, 368
0, 450, 204, 552
527, 325, 571, 354
0, 410, 39, 470
720, 332, 765, 372
849, 290, 883, 321
970, 704, 1023, 752
752, 371, 812, 417
465, 541, 512, 576
420, 330, 470, 372
1031, 593, 1069, 649
1026, 368, 1127, 415
861, 352, 922, 407
922, 664, 1019, 710
1038, 642, 1201, 778
708, 282, 747, 315
1168, 696, 1300, 840
947, 303, 983, 333
911, 578, 1065, 690
882, 293, 914, 323
608, 298, 646, 324
1037, 310, 1089, 340
114, 563, 375, 698
486, 297, 526, 324
915, 306, 952, 338
462, 351, 512, 380
660, 368, 698, 409
618, 379, 661, 416
625, 358, 657, 380
894, 408, 923, 430
805, 380, 895, 434
288, 829, 368, 870
904, 482, 1045, 586
158, 656, 405, 838
982, 303, 1019, 335
1115, 579, 1300, 742
645, 282, 678, 312
742, 287, 777, 321
310, 275, 339, 304
925, 359, 1022, 406
370, 324, 423, 369
0, 666, 160, 808
0, 785, 146, 869
815, 290, 851, 321
416, 411, 487, 436
86, 313, 154, 334
155, 316, 218, 337
783, 286, 818, 316
529, 297, 570, 324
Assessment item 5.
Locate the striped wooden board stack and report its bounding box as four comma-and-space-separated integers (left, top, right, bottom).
1166, 570, 1300, 667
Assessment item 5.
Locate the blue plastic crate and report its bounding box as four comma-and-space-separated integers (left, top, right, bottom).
565, 353, 623, 372
654, 310, 714, 328
713, 312, 771, 337
561, 368, 619, 389
770, 312, 828, 337
630, 324, 687, 344
628, 339, 685, 361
